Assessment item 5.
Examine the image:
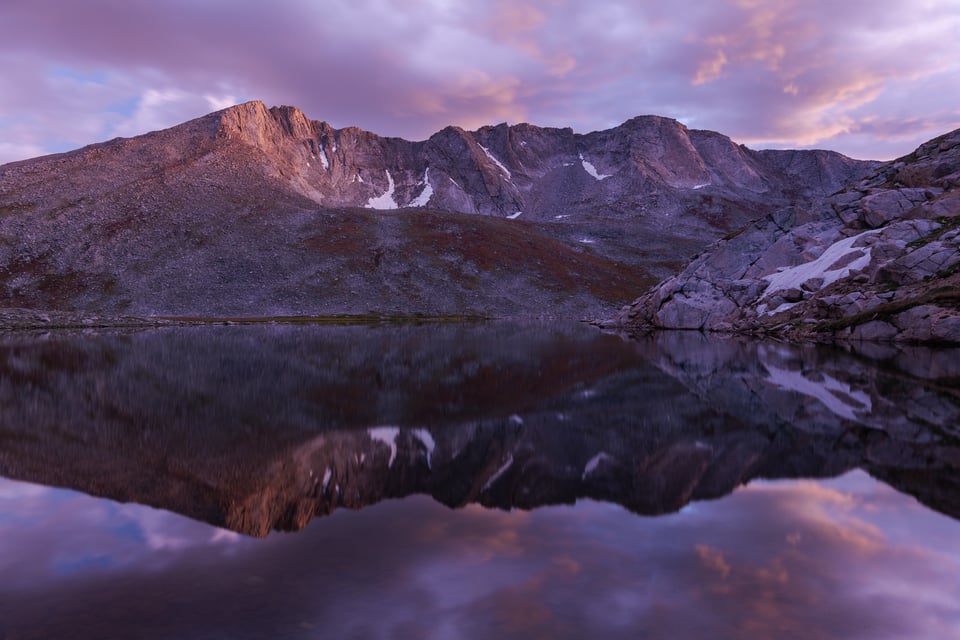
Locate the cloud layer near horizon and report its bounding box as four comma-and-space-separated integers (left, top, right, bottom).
1, 0, 958, 163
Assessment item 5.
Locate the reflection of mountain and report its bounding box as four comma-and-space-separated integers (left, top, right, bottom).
1, 324, 958, 536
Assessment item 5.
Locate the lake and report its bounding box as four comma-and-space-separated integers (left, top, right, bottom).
1, 323, 958, 639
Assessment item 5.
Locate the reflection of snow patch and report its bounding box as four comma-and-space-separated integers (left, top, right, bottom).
483, 455, 514, 490
762, 363, 872, 422
408, 168, 434, 207
582, 452, 612, 480
368, 426, 401, 466
365, 170, 398, 209
506, 211, 522, 219
322, 467, 332, 492
480, 145, 511, 178
509, 414, 524, 425
580, 153, 612, 180
412, 428, 436, 468
760, 229, 880, 315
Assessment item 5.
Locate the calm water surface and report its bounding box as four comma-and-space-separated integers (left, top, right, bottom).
0, 322, 958, 639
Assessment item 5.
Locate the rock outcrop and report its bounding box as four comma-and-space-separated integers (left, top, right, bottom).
614, 128, 960, 343
0, 101, 872, 319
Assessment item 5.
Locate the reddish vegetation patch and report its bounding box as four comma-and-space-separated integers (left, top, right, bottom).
398, 209, 655, 302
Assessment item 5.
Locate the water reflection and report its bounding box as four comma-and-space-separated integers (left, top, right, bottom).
0, 323, 959, 637
1, 472, 958, 639
1, 323, 958, 535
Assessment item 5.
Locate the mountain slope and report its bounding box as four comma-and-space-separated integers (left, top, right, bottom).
0, 101, 874, 319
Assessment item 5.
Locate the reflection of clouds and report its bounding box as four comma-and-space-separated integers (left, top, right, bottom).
1, 472, 959, 638
0, 478, 251, 589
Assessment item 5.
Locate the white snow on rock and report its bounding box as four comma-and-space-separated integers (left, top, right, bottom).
412, 428, 436, 468
579, 153, 612, 180
365, 170, 398, 209
581, 452, 612, 480
482, 455, 514, 491
480, 145, 511, 178
408, 168, 434, 207
506, 211, 522, 219
318, 147, 329, 171
762, 363, 872, 422
759, 229, 880, 315
692, 182, 710, 190
368, 426, 401, 467
322, 467, 332, 492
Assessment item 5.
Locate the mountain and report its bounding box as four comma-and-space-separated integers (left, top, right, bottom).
613, 128, 960, 343
0, 324, 957, 536
0, 101, 872, 320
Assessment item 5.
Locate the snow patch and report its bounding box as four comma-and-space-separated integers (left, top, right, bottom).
365, 170, 398, 209
322, 467, 332, 492
760, 229, 880, 315
408, 168, 434, 207
483, 455, 514, 491
554, 214, 570, 220
506, 211, 522, 220
318, 147, 329, 171
480, 145, 511, 178
579, 238, 596, 244
762, 364, 872, 422
412, 428, 436, 469
580, 153, 612, 180
692, 182, 710, 190
368, 426, 400, 467
582, 452, 612, 480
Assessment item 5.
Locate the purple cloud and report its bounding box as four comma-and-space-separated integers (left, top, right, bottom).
0, 0, 957, 163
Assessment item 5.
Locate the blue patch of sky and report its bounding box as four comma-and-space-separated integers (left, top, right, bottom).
47, 65, 108, 86
107, 95, 141, 119
54, 553, 115, 576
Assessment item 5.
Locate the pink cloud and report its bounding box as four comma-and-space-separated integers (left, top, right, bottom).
0, 0, 957, 162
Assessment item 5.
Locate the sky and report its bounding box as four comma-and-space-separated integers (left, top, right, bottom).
0, 0, 958, 165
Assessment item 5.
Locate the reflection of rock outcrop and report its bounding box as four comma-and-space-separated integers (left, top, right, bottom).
0, 324, 958, 536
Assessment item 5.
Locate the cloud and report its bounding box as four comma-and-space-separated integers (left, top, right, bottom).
0, 0, 957, 162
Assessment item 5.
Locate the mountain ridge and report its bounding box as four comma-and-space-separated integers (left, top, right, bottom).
0, 100, 884, 321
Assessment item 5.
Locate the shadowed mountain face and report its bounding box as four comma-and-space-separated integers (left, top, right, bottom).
0, 323, 957, 537
0, 101, 873, 318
